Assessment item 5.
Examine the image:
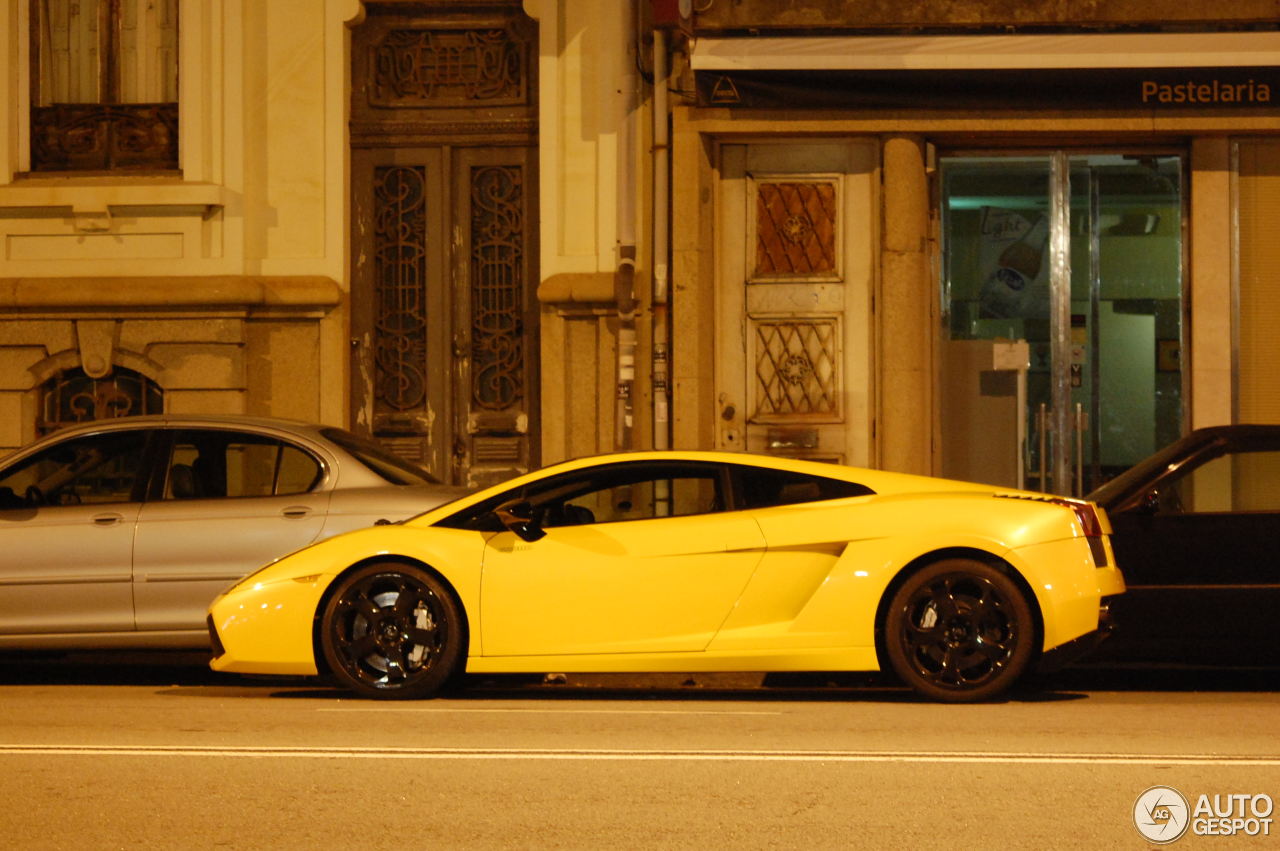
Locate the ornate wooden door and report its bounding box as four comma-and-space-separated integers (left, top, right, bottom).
349, 4, 538, 487
715, 141, 877, 466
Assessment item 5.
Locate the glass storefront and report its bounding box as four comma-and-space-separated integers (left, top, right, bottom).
940, 152, 1184, 495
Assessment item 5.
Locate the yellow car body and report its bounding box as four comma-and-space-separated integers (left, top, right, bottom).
209, 451, 1124, 702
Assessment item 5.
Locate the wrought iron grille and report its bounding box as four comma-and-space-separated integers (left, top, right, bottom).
470, 165, 524, 411
372, 28, 525, 107
39, 367, 163, 435
31, 104, 179, 172
752, 318, 840, 419
754, 181, 838, 278
373, 165, 429, 413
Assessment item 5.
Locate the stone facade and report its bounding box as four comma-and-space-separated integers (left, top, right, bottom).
0, 0, 352, 454
2, 0, 1279, 485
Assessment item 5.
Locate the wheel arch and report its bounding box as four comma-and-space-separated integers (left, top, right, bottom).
310, 555, 472, 678
871, 547, 1045, 673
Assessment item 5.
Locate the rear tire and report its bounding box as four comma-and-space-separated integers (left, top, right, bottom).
884, 559, 1034, 702
319, 562, 463, 700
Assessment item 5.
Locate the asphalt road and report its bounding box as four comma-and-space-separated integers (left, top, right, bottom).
1, 655, 1278, 849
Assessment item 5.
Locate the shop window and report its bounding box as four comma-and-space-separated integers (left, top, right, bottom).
40, 366, 164, 435
29, 0, 179, 172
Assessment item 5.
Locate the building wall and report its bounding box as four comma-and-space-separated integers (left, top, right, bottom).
669, 17, 1280, 477
524, 0, 654, 464
527, 0, 1280, 473
0, 0, 354, 453
2, 0, 1277, 482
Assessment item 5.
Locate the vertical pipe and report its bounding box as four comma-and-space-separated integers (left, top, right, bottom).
615, 3, 640, 452
1088, 165, 1102, 492
1049, 151, 1073, 495
652, 27, 671, 453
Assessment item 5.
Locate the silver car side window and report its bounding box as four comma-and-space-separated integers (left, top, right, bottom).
0, 431, 148, 508
164, 430, 322, 500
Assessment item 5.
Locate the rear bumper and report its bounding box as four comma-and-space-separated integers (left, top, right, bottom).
1036, 595, 1118, 673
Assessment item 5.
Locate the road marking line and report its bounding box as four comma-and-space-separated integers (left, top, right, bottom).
2, 745, 1279, 766
315, 707, 784, 716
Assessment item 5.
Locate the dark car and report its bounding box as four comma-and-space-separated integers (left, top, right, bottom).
1087, 424, 1280, 667
0, 416, 467, 651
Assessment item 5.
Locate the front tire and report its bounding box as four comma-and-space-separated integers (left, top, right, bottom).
320, 562, 463, 700
884, 559, 1034, 702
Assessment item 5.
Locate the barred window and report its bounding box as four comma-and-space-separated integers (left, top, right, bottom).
40, 366, 163, 435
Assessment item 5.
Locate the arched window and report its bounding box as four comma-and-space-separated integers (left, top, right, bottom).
40, 366, 163, 435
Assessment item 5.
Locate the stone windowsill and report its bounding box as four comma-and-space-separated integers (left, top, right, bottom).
0, 276, 342, 310
0, 178, 229, 218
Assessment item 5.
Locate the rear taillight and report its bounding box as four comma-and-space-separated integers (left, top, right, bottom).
1049, 497, 1108, 566
1050, 498, 1102, 537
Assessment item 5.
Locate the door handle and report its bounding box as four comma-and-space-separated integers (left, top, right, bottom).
91, 512, 125, 526
282, 506, 311, 519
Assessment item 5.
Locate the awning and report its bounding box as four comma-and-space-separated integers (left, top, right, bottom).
690, 33, 1280, 111
691, 32, 1280, 71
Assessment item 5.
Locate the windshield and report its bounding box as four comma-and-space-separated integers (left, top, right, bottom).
1086, 432, 1216, 509
321, 428, 441, 485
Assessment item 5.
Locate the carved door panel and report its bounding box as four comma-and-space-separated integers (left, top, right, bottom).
349, 4, 538, 488
715, 142, 877, 466
351, 146, 538, 488
351, 147, 450, 478
452, 147, 539, 488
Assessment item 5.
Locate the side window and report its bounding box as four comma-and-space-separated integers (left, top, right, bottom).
733, 466, 875, 509
277, 445, 323, 494
555, 468, 721, 526
1160, 448, 1280, 514
441, 462, 725, 531
164, 430, 322, 500
0, 430, 149, 508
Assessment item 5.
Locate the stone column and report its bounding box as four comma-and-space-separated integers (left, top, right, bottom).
1190, 136, 1233, 428
879, 135, 933, 475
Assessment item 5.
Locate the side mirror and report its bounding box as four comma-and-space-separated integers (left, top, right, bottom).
1135, 489, 1160, 515
494, 499, 546, 542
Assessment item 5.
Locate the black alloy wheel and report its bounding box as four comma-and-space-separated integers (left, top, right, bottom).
320, 562, 463, 699
884, 559, 1034, 702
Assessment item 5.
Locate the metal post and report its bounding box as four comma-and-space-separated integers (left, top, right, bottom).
1049, 152, 1073, 495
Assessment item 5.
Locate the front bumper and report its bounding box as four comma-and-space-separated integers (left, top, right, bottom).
207, 575, 327, 676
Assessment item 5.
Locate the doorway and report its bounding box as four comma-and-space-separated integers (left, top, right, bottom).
939, 151, 1185, 495
714, 140, 877, 466
347, 4, 539, 488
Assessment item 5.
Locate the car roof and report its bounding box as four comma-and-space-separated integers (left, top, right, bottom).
32, 414, 331, 439
407, 448, 1006, 526
522, 449, 993, 488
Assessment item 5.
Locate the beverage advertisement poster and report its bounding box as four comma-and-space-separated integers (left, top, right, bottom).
977, 207, 1050, 320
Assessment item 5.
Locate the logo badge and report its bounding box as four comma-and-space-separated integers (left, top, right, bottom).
1134, 785, 1191, 844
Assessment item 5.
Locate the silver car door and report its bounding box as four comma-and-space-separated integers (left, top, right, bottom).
132, 428, 330, 632
0, 430, 148, 635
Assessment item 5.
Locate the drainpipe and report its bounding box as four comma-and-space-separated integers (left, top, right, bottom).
651, 26, 671, 453
615, 4, 640, 452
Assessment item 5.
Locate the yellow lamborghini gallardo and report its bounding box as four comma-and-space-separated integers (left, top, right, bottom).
208, 451, 1124, 702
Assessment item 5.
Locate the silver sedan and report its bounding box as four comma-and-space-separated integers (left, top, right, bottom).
0, 416, 468, 651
